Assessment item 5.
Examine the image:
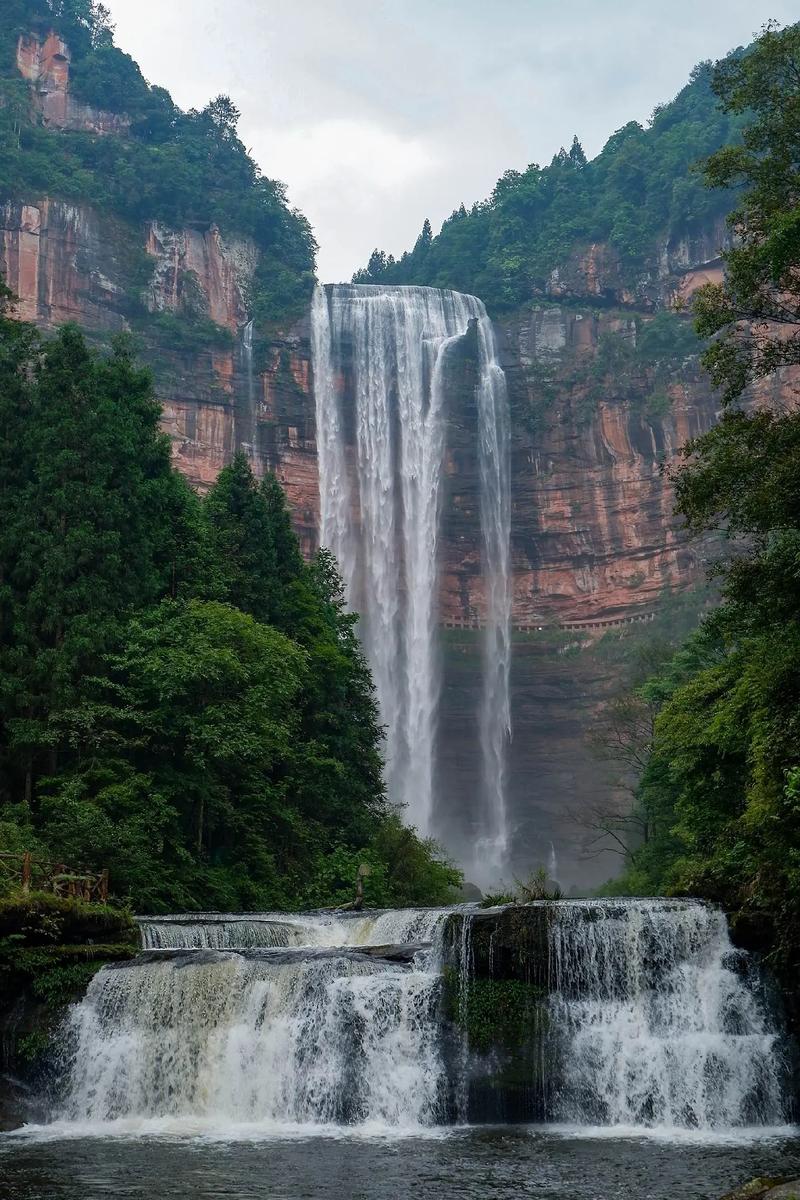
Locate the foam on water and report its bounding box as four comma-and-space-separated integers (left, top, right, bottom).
21, 900, 793, 1142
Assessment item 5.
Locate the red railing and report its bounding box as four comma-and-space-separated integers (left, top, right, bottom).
0, 852, 109, 902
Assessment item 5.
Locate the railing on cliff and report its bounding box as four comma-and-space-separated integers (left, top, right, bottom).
0, 852, 109, 902
442, 611, 656, 633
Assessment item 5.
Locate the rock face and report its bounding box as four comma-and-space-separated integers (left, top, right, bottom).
16, 32, 130, 135
0, 192, 732, 884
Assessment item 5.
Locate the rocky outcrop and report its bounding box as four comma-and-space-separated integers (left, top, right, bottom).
544, 216, 730, 310
0, 894, 137, 1130
0, 198, 133, 330
16, 31, 130, 135
145, 221, 257, 331
721, 1182, 800, 1200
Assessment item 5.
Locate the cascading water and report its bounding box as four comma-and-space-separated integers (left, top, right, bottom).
52, 909, 452, 1133
547, 899, 789, 1131
311, 284, 511, 865
36, 899, 790, 1139
237, 318, 260, 468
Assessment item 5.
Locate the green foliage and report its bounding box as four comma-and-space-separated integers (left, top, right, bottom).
693, 22, 800, 402
445, 970, 547, 1052
606, 29, 800, 980
0, 1, 113, 65
0, 309, 456, 912
354, 58, 747, 312
0, 6, 315, 324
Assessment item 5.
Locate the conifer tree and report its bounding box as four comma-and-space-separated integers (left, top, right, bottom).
203, 452, 277, 624
0, 324, 184, 802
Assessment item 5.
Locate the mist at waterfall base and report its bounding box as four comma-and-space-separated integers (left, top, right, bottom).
311, 284, 511, 885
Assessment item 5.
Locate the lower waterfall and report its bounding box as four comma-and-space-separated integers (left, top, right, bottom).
42, 900, 790, 1137
547, 899, 788, 1131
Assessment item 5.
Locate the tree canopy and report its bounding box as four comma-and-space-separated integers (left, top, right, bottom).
0, 2, 316, 322
603, 23, 800, 984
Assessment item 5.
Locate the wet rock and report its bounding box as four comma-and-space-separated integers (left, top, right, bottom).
721, 1180, 799, 1200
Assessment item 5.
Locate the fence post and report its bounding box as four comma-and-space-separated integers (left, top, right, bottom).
21, 851, 31, 894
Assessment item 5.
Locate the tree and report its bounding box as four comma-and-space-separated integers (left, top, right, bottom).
603, 30, 800, 983
44, 600, 308, 911
0, 325, 187, 806
204, 452, 278, 624
202, 94, 241, 141
693, 21, 800, 402
569, 135, 587, 169
415, 218, 433, 252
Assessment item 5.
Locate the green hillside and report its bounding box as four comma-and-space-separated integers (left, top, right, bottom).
355, 56, 747, 312
0, 0, 315, 321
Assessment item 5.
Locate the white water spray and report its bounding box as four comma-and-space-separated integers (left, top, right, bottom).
311, 284, 511, 860
239, 319, 260, 468
548, 899, 788, 1131
57, 909, 452, 1132
38, 900, 791, 1138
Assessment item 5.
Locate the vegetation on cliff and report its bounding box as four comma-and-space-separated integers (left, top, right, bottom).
605, 24, 800, 981
0, 290, 460, 911
0, 0, 316, 320
354, 47, 748, 312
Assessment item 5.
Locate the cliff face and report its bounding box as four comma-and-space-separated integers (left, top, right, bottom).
16, 31, 130, 135
0, 196, 316, 535
6, 32, 794, 886
0, 193, 730, 885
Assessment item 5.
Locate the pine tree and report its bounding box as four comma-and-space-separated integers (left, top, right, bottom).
415, 218, 433, 253
569, 135, 587, 168
203, 452, 277, 624
0, 324, 184, 804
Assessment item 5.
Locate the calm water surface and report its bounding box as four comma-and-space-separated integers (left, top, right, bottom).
2, 1128, 800, 1200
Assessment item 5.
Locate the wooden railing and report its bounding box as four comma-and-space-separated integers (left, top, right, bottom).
0, 852, 109, 903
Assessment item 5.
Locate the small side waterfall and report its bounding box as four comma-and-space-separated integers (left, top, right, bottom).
548, 899, 788, 1131
311, 283, 512, 863
237, 318, 260, 468
39, 900, 790, 1138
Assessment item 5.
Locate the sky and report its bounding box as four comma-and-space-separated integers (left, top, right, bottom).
101, 1, 796, 283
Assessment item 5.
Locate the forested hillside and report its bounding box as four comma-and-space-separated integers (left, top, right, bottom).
355, 53, 747, 312
601, 23, 800, 989
0, 291, 460, 911
0, 0, 315, 321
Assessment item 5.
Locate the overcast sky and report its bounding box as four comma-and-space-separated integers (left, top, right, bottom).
101, 1, 795, 282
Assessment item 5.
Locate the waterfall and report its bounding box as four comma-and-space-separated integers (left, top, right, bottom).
55, 909, 452, 1132
238, 319, 259, 467
547, 899, 788, 1131
548, 841, 560, 888
38, 900, 790, 1138
311, 283, 512, 862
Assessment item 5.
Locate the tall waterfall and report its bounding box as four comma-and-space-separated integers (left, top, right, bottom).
40, 900, 789, 1138
237, 318, 260, 468
311, 284, 512, 863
